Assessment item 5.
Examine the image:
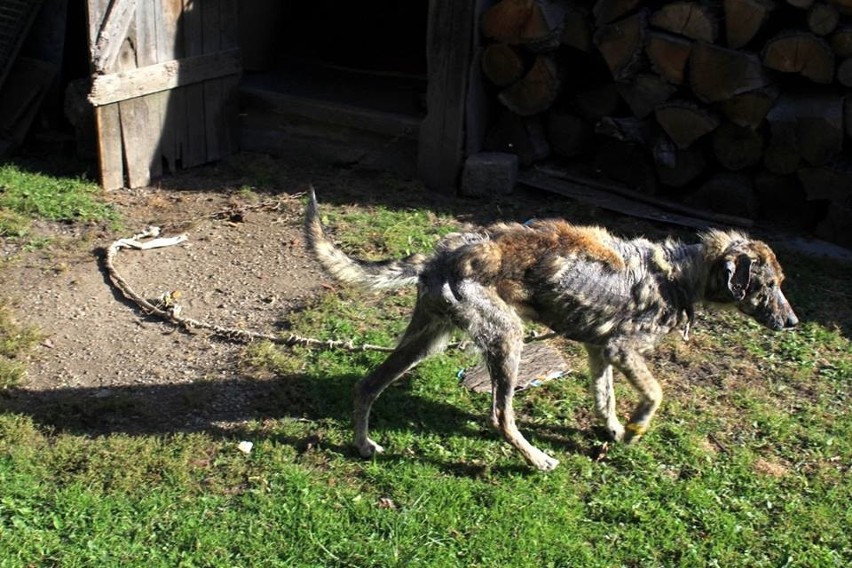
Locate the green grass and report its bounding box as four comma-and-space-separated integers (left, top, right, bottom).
0, 162, 118, 236
2, 196, 852, 566
321, 204, 459, 259
0, 302, 42, 389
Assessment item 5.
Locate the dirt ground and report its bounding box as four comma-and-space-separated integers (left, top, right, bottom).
2, 154, 850, 436
0, 155, 607, 435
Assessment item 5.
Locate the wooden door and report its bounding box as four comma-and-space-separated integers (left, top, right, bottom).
86, 0, 241, 189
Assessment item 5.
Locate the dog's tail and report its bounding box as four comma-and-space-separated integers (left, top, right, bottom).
304, 187, 426, 290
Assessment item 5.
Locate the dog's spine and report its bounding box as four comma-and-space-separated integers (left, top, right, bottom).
304, 187, 425, 290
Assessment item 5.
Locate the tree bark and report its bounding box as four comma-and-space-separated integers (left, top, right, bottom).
762, 31, 835, 84
836, 58, 852, 86
481, 43, 527, 87
724, 0, 774, 49
829, 26, 852, 56
712, 121, 764, 170
616, 73, 677, 118
561, 6, 593, 52
594, 10, 649, 82
650, 1, 718, 42
485, 110, 551, 165
689, 42, 771, 103
593, 0, 640, 26
497, 55, 560, 116
546, 110, 593, 157
807, 3, 840, 36
653, 134, 707, 187
573, 83, 621, 119
646, 31, 693, 85
482, 0, 535, 44
717, 85, 779, 128
655, 100, 720, 148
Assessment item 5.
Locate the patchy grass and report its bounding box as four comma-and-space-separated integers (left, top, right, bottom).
0, 162, 119, 237
0, 209, 30, 238
321, 204, 460, 259
2, 196, 852, 566
0, 302, 42, 389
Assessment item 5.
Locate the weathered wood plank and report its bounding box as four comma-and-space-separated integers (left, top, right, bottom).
91, 0, 137, 73
160, 0, 184, 60
220, 0, 239, 49
215, 0, 240, 155
88, 48, 240, 106
182, 0, 207, 168
87, 0, 124, 188
202, 0, 224, 162
203, 79, 224, 161
418, 0, 476, 194
94, 104, 124, 189
221, 74, 241, 155
159, 0, 186, 172
120, 99, 154, 187
523, 166, 753, 228
183, 82, 207, 168
126, 0, 163, 182
169, 87, 187, 169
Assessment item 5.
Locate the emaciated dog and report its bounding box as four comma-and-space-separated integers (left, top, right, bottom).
304, 189, 798, 471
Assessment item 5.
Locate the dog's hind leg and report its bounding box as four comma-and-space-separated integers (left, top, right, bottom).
457, 287, 559, 471
353, 302, 452, 459
604, 345, 663, 444
585, 344, 625, 442
487, 342, 560, 471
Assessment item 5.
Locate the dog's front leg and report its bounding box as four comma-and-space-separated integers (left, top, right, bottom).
585, 344, 625, 442
488, 343, 560, 472
604, 345, 663, 444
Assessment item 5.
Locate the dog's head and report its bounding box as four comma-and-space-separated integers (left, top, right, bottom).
703, 232, 798, 331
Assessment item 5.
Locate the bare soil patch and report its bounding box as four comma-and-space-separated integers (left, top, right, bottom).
4, 154, 843, 438
1, 155, 614, 435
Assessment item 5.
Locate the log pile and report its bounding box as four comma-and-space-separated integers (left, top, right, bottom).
479, 0, 852, 247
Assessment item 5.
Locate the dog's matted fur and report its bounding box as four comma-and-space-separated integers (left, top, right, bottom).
304, 189, 798, 471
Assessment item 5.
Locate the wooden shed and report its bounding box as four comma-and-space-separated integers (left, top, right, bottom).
86, 0, 241, 190
2, 0, 850, 248
81, 0, 475, 195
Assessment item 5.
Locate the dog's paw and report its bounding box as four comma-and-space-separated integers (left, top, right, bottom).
528, 450, 560, 472
356, 437, 385, 459
608, 423, 626, 442
622, 422, 648, 445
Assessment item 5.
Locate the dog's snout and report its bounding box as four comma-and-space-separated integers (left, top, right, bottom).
784, 311, 799, 329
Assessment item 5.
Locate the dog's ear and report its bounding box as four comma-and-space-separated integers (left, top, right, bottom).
724, 253, 752, 301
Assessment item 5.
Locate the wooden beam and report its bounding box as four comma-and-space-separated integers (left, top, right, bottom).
88, 48, 241, 106
90, 0, 138, 73
417, 0, 476, 194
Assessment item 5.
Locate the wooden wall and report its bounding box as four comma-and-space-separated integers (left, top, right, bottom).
86, 0, 241, 189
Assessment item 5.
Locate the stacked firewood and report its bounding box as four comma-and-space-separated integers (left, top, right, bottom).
480, 0, 852, 245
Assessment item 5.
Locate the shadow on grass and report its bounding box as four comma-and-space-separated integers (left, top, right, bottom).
0, 368, 599, 475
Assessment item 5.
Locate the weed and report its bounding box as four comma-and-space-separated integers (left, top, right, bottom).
1, 188, 851, 566
0, 163, 118, 227
325, 206, 458, 258
239, 340, 306, 378
0, 302, 41, 389
0, 209, 30, 237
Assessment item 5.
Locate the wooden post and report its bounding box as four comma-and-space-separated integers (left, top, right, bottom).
418, 0, 477, 195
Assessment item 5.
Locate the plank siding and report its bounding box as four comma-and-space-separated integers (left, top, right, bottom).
86, 0, 240, 188
180, 0, 207, 169
417, 0, 476, 194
